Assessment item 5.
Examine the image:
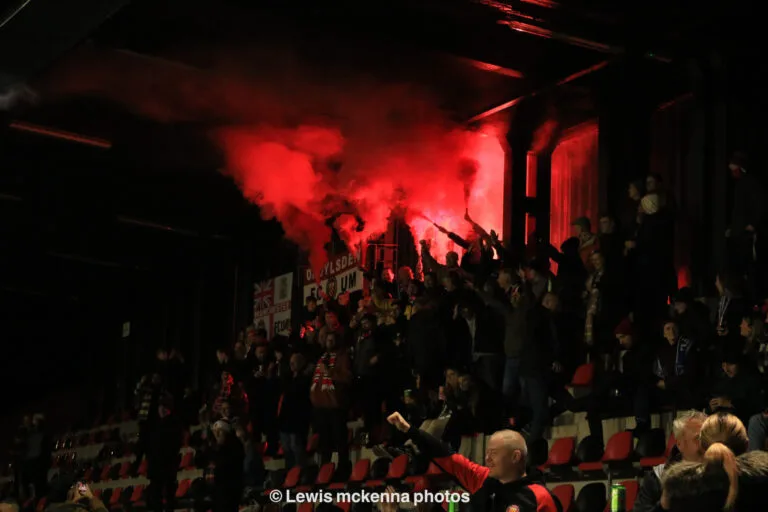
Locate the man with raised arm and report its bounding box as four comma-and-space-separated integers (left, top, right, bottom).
387, 412, 561, 512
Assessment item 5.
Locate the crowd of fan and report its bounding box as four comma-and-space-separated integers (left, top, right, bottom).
4, 154, 768, 512
128, 157, 768, 506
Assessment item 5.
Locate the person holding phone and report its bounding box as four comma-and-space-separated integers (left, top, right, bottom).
46, 482, 107, 512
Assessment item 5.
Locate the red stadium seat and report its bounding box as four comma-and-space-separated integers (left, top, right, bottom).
603, 480, 639, 511
316, 463, 335, 485
298, 503, 313, 512
569, 363, 595, 387
409, 476, 429, 493
137, 458, 148, 477
118, 461, 131, 479
176, 479, 192, 498
387, 455, 408, 479
179, 452, 194, 470
129, 485, 145, 503
365, 454, 407, 488
640, 433, 676, 468
551, 484, 574, 512
602, 432, 633, 463
182, 430, 191, 447
578, 431, 633, 472
349, 459, 371, 483
546, 437, 576, 468
109, 488, 123, 507
283, 466, 302, 489
306, 434, 320, 455
35, 498, 47, 512
99, 464, 112, 481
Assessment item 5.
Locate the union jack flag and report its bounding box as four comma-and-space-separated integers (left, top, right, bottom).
253, 280, 273, 314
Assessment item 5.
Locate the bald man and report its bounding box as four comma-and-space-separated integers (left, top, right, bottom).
387, 412, 561, 512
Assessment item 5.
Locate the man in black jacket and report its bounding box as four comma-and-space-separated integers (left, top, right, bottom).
278, 353, 312, 468
407, 297, 447, 390
387, 412, 561, 512
634, 410, 705, 512
454, 299, 504, 391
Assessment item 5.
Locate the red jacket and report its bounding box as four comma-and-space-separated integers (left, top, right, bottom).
407, 428, 562, 512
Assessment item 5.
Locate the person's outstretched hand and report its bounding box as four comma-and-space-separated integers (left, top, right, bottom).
387, 412, 411, 433
380, 485, 400, 512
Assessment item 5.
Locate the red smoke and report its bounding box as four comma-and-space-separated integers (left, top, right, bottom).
39, 45, 506, 275
217, 123, 505, 276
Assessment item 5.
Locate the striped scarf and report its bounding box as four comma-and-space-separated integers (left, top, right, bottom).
653, 336, 693, 379
311, 352, 337, 391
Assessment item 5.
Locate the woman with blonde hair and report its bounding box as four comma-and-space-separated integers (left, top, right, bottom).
661, 442, 741, 511
659, 412, 768, 511
699, 412, 749, 456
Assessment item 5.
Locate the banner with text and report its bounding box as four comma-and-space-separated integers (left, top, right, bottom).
302, 250, 364, 305
254, 272, 293, 339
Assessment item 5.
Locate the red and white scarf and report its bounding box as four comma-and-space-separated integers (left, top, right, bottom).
311, 352, 337, 391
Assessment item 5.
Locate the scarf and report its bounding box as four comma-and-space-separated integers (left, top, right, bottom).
674, 336, 693, 375
654, 336, 693, 378
311, 352, 337, 391
717, 295, 731, 329
584, 269, 604, 344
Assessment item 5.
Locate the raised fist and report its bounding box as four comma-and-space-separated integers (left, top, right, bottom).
386, 411, 411, 433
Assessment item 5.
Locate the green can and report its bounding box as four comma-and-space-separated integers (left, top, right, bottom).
611, 483, 626, 512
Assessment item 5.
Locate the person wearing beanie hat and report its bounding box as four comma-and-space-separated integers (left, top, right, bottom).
614, 317, 657, 436
572, 316, 655, 443
614, 317, 634, 337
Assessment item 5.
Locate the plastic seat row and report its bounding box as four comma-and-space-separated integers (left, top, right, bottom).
264, 456, 447, 503
536, 429, 673, 480
19, 484, 147, 512
96, 479, 194, 511
54, 428, 123, 452
550, 480, 639, 512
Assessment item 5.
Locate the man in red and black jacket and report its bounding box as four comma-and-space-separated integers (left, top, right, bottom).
387, 412, 561, 512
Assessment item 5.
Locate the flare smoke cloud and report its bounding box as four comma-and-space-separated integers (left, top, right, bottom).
41, 45, 506, 275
